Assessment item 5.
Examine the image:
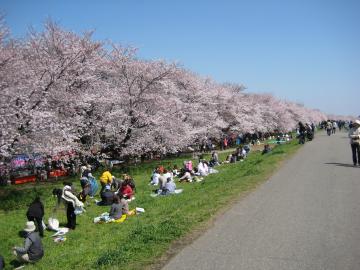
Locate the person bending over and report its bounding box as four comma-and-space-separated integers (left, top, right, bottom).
26, 196, 45, 237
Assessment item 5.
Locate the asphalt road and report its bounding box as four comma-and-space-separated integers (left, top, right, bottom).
163, 131, 360, 270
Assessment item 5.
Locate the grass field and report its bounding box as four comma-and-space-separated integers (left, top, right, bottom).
0, 140, 301, 270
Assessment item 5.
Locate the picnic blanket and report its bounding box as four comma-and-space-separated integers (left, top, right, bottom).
94, 208, 143, 224
150, 189, 183, 197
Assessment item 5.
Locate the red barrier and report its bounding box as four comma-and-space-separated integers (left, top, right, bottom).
49, 170, 68, 178
13, 175, 36, 185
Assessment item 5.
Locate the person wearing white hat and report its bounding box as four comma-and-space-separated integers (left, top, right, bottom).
349, 120, 360, 166
12, 221, 44, 263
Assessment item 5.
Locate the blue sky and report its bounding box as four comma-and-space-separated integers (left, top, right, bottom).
1, 0, 359, 116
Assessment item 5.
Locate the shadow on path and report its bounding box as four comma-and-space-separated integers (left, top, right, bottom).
324, 162, 358, 168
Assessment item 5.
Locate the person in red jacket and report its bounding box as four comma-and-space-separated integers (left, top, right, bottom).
119, 181, 133, 200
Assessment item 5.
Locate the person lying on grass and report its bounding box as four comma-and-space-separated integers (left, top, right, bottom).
12, 221, 44, 264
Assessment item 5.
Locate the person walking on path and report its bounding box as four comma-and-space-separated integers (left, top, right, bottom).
332, 121, 338, 134
348, 119, 360, 166
26, 197, 45, 237
12, 221, 44, 264
326, 121, 333, 136
298, 122, 306, 144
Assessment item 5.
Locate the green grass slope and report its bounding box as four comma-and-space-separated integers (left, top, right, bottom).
0, 140, 301, 270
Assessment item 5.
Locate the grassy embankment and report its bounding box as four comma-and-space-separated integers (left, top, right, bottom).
0, 140, 301, 270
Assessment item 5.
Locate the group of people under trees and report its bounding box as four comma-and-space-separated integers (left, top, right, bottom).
148, 143, 258, 194
8, 120, 360, 268
149, 153, 226, 191
4, 164, 139, 268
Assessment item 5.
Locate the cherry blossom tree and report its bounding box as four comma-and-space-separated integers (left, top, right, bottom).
1, 20, 105, 156
94, 46, 190, 157
0, 18, 346, 159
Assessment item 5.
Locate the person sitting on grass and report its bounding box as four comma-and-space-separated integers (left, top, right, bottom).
262, 144, 272, 155
94, 194, 134, 223
223, 153, 232, 164
108, 195, 123, 221
163, 169, 173, 182
156, 165, 164, 174
99, 168, 113, 193
196, 160, 208, 176
119, 181, 134, 200
209, 151, 220, 167
111, 175, 123, 192
184, 160, 193, 171
158, 170, 167, 190
26, 196, 45, 237
172, 165, 180, 176
118, 193, 130, 215
179, 169, 193, 182
236, 146, 247, 161
149, 168, 160, 185
161, 177, 176, 195
97, 185, 114, 206
12, 221, 44, 264
94, 195, 123, 223
243, 144, 251, 154
123, 174, 136, 193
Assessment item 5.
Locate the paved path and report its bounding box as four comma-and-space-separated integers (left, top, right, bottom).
163, 131, 360, 270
